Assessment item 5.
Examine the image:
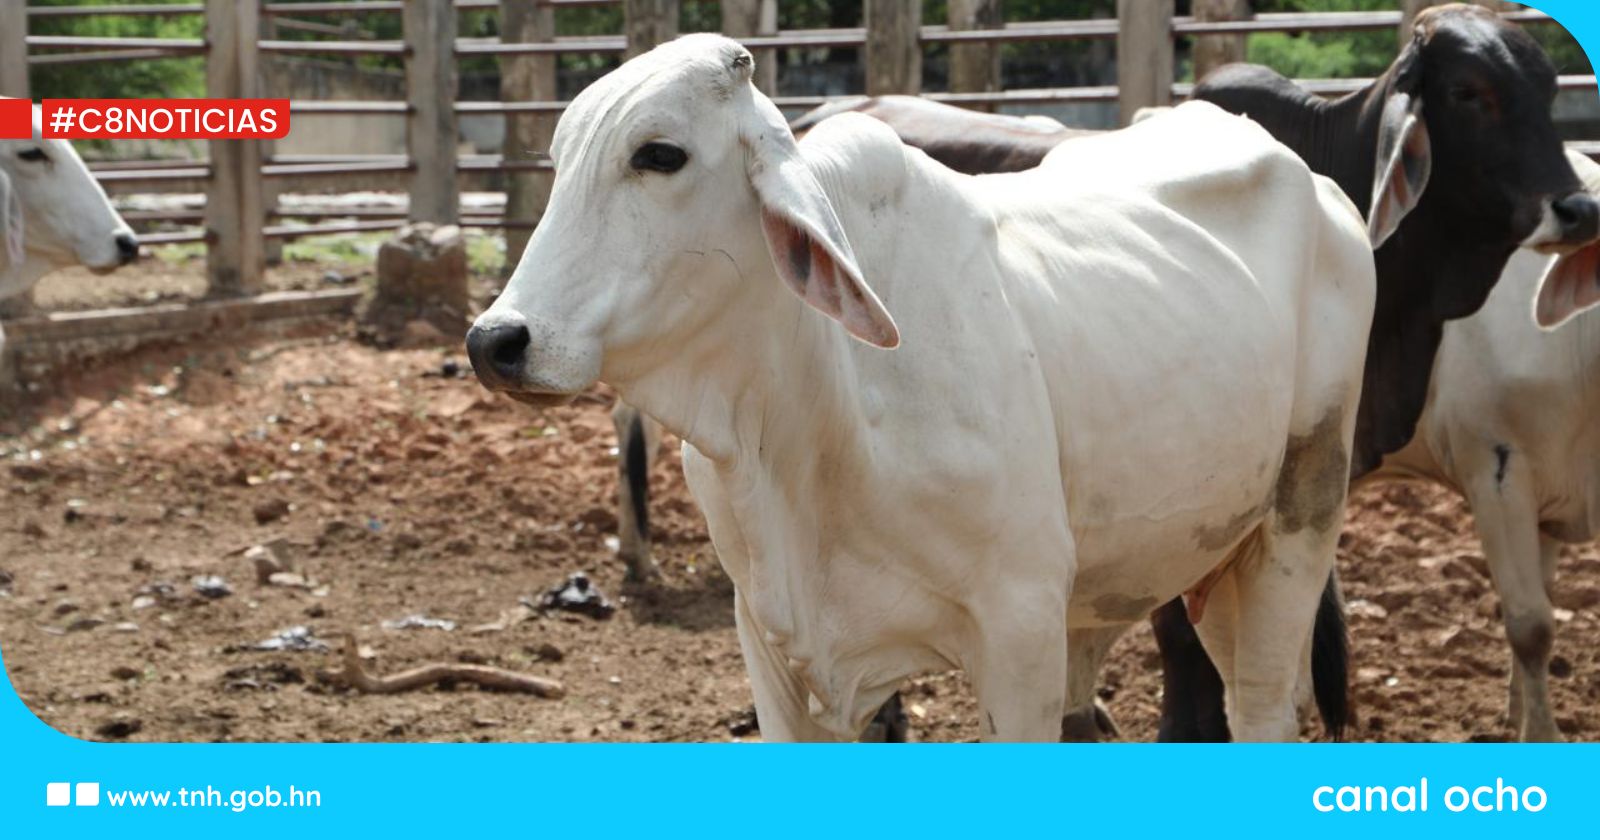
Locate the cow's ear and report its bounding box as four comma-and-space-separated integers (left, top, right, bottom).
1534, 242, 1600, 329
1368, 43, 1430, 249
0, 171, 23, 277
738, 92, 899, 349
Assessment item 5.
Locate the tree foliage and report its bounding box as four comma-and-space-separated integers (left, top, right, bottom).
27, 0, 206, 100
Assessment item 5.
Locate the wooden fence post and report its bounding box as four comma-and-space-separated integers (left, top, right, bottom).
948, 0, 1002, 107
0, 2, 27, 99
624, 0, 680, 60
405, 0, 459, 224
1116, 0, 1173, 126
204, 0, 264, 297
864, 0, 921, 96
722, 0, 777, 94
500, 0, 556, 272
259, 12, 282, 266
1192, 0, 1250, 83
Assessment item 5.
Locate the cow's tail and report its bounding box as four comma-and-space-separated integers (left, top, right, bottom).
1311, 569, 1350, 741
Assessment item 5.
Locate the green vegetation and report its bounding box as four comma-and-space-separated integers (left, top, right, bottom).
1243, 0, 1401, 80
464, 232, 506, 277
282, 231, 386, 266
27, 0, 205, 100
148, 240, 206, 264
1243, 1, 1590, 81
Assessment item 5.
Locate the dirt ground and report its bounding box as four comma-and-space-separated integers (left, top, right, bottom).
4, 293, 1600, 743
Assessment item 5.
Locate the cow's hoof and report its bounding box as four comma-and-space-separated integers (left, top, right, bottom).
618, 551, 657, 583
1060, 700, 1120, 742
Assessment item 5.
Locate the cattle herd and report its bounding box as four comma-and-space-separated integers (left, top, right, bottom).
8, 3, 1600, 742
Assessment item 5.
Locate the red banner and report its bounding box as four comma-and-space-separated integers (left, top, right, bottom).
0, 99, 31, 140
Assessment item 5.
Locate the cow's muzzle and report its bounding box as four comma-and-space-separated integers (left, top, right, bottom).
466, 319, 532, 391
465, 316, 581, 407
1551, 191, 1600, 246
115, 233, 140, 265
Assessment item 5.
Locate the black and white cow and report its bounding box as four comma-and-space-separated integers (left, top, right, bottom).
1155, 2, 1600, 741
1368, 151, 1600, 741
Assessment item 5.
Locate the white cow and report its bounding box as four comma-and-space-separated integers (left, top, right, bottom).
1, 102, 140, 364
468, 35, 1375, 741
1369, 150, 1600, 742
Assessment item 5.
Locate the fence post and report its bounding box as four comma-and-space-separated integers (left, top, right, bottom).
500, 0, 556, 272
1116, 0, 1172, 126
1192, 0, 1250, 83
864, 0, 921, 96
948, 0, 1001, 107
0, 2, 27, 99
722, 0, 777, 94
624, 0, 680, 60
405, 0, 459, 224
204, 0, 264, 297
259, 12, 283, 266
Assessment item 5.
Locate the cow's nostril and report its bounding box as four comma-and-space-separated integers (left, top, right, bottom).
114, 233, 140, 264
466, 322, 532, 387
492, 328, 528, 369
1552, 192, 1600, 244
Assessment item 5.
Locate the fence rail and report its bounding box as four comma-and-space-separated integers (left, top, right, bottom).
0, 0, 1593, 308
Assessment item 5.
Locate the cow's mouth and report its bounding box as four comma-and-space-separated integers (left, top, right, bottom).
502, 389, 580, 409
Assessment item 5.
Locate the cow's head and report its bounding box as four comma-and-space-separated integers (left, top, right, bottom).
468, 35, 896, 406
1368, 5, 1596, 314
0, 103, 139, 292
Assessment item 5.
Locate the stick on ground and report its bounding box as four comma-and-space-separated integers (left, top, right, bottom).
319, 634, 565, 698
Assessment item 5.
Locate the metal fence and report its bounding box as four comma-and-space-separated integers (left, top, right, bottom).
0, 0, 1595, 305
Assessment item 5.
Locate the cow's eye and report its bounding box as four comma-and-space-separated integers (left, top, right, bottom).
1450, 86, 1482, 105
18, 147, 49, 163
630, 142, 688, 174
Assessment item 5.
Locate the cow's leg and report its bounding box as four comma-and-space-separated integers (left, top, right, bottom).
1508, 537, 1561, 733
1207, 396, 1353, 742
732, 587, 845, 742
969, 586, 1069, 742
1461, 450, 1561, 742
1061, 625, 1124, 741
1208, 524, 1338, 742
611, 402, 658, 580
1151, 598, 1230, 741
